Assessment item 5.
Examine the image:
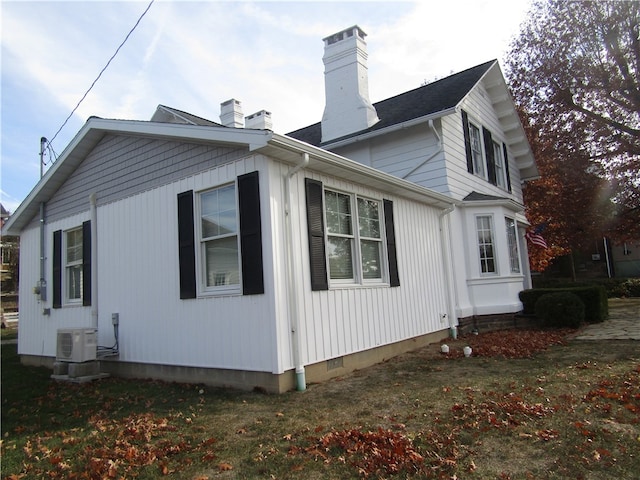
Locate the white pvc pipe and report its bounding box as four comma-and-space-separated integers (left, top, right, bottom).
284, 153, 309, 391
438, 204, 458, 337
90, 193, 98, 329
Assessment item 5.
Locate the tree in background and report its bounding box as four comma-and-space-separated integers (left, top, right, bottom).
506, 0, 640, 271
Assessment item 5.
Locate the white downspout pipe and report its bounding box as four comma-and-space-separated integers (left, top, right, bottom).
90, 193, 98, 329
402, 119, 442, 179
284, 153, 310, 391
438, 204, 458, 338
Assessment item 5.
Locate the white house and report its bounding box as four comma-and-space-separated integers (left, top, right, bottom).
3, 26, 537, 392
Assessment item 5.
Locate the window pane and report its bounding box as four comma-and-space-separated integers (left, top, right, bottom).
325, 191, 352, 235
327, 237, 353, 280
506, 217, 520, 273
476, 216, 495, 274
67, 265, 82, 299
361, 240, 382, 279
201, 186, 237, 238
204, 236, 239, 287
66, 230, 82, 263
493, 141, 506, 188
358, 198, 380, 239
469, 124, 485, 176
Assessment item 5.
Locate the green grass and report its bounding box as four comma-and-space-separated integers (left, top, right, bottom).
2, 336, 639, 479
1, 325, 18, 341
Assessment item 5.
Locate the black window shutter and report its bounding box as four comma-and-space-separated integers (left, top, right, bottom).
383, 199, 400, 287
461, 110, 474, 174
53, 230, 62, 308
177, 191, 197, 299
502, 143, 512, 192
305, 178, 328, 291
238, 171, 264, 295
483, 127, 497, 185
82, 220, 91, 306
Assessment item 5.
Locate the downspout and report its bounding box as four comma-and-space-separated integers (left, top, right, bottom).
402, 119, 442, 179
603, 237, 612, 278
438, 204, 458, 338
39, 202, 47, 306
284, 153, 310, 391
90, 193, 98, 329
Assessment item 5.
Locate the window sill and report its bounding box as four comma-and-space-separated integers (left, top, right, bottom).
467, 274, 524, 286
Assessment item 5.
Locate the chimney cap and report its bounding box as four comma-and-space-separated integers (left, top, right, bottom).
323, 25, 366, 46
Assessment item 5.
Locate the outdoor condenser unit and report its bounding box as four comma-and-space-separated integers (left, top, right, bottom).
56, 328, 97, 363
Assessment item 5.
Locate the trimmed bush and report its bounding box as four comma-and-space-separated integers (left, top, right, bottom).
534, 292, 585, 329
520, 286, 608, 323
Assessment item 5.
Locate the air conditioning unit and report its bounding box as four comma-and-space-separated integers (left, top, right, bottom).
56, 328, 97, 362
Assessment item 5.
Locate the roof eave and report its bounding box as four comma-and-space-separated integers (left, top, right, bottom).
2, 119, 272, 235
319, 107, 458, 150
258, 134, 458, 209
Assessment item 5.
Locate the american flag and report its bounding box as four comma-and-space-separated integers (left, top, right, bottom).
525, 224, 548, 249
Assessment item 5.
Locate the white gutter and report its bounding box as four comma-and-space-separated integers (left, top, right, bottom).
284, 152, 310, 391
265, 134, 455, 209
438, 205, 458, 338
402, 119, 442, 179
90, 193, 98, 329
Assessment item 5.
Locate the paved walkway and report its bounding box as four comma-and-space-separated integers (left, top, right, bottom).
572, 298, 640, 341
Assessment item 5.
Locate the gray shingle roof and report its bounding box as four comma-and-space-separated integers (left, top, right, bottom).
287, 60, 496, 146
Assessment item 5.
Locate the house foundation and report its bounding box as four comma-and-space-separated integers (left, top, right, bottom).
22, 328, 450, 394
457, 312, 541, 336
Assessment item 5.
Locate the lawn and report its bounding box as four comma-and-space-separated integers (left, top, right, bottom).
1, 329, 639, 479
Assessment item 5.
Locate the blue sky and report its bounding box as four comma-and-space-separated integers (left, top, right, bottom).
1, 0, 531, 214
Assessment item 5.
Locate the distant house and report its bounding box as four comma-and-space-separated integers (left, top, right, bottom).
2, 26, 538, 392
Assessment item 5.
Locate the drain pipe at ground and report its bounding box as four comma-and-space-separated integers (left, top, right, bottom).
90, 193, 98, 330
438, 204, 458, 339
284, 153, 310, 391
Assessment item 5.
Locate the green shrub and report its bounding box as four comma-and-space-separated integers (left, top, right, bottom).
534, 292, 585, 329
520, 286, 607, 323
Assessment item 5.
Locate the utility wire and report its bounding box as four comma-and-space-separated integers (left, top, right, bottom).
47, 0, 155, 151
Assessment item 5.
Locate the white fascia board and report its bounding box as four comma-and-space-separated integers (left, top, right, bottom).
262, 133, 458, 210
2, 118, 272, 235
320, 107, 457, 150
459, 197, 525, 213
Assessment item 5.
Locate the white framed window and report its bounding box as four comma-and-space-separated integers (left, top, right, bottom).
468, 122, 485, 178
476, 215, 496, 274
493, 141, 507, 189
65, 228, 83, 302
198, 183, 240, 292
324, 189, 384, 284
505, 217, 521, 274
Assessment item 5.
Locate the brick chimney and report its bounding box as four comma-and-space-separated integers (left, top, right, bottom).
220, 99, 244, 128
245, 110, 273, 130
321, 25, 379, 143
